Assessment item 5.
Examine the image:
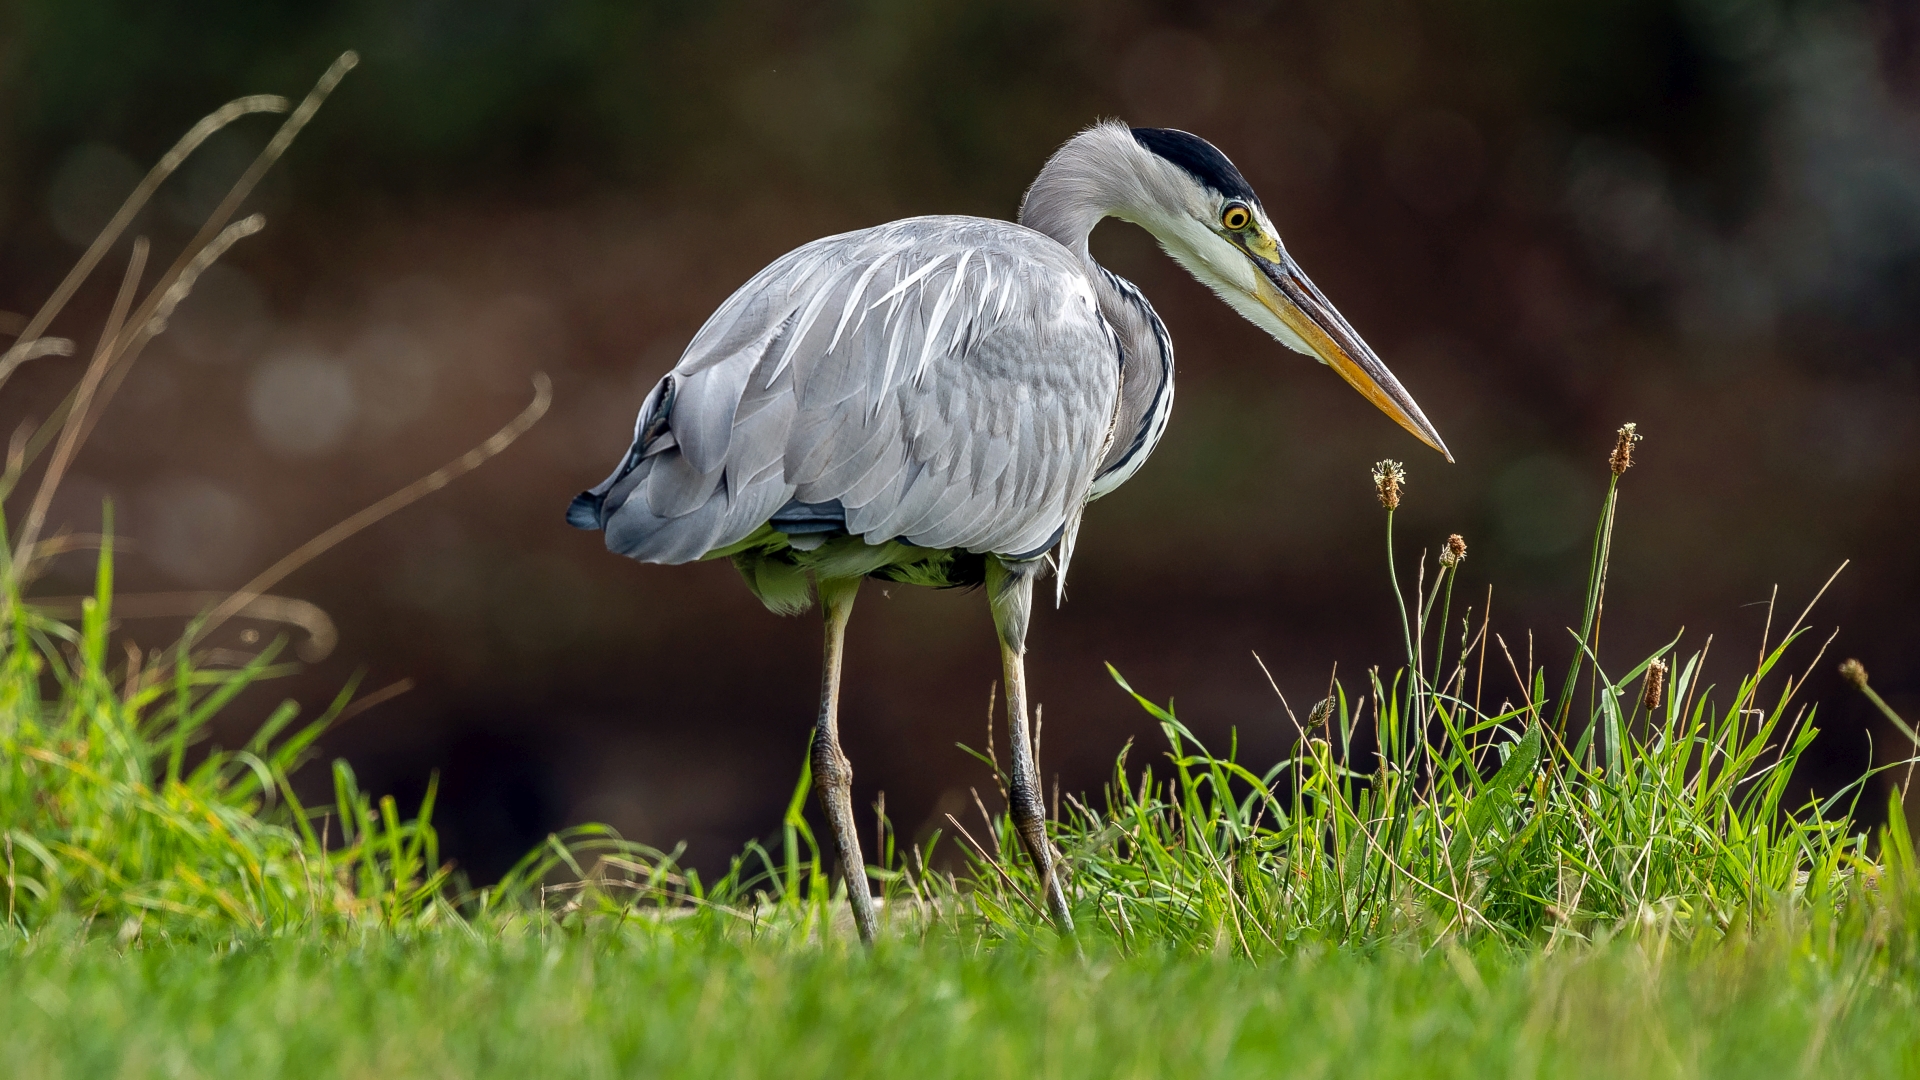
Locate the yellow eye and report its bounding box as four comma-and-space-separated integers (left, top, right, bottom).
1221, 204, 1251, 231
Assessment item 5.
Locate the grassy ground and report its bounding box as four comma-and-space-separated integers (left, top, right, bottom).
5, 920, 1920, 1079
8, 61, 1920, 1079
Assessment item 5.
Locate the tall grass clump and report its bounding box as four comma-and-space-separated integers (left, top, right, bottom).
0, 54, 553, 942
907, 422, 1913, 955
0, 525, 455, 936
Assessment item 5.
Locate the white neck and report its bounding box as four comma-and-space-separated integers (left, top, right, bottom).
1018, 121, 1165, 260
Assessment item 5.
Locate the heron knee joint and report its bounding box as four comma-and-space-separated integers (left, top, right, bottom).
811, 741, 852, 789
1008, 775, 1045, 823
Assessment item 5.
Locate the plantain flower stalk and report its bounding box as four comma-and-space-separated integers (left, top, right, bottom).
1610, 423, 1641, 476
1372, 460, 1406, 510
1642, 658, 1667, 711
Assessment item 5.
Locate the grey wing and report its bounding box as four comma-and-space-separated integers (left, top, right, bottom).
570, 216, 1122, 569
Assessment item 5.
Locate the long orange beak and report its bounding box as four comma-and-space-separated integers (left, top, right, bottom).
1251, 252, 1451, 462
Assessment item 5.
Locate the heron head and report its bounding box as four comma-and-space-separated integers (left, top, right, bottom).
1102, 125, 1451, 462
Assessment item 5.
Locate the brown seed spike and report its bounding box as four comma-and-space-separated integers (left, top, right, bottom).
1371, 460, 1406, 510
1839, 658, 1869, 689
1439, 533, 1468, 568
1610, 422, 1641, 475
1642, 658, 1667, 711
1307, 698, 1334, 729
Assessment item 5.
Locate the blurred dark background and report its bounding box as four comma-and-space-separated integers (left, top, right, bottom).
2, 0, 1917, 880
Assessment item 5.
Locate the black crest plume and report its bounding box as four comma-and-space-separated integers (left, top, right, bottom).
1131, 127, 1260, 206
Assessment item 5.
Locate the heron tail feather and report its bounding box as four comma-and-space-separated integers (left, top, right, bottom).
566, 490, 606, 529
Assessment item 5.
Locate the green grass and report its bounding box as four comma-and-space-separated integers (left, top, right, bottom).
5, 920, 1920, 1078
8, 60, 1920, 1078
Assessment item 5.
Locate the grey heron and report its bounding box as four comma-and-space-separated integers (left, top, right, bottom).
568, 121, 1449, 942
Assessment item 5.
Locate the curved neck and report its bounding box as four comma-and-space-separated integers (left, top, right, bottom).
1019, 177, 1105, 263
1017, 123, 1161, 266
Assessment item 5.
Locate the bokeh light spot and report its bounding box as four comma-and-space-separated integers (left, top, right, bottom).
137, 475, 258, 586
248, 348, 358, 456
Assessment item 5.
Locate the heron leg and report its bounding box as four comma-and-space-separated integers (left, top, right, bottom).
986, 557, 1075, 934
814, 575, 878, 944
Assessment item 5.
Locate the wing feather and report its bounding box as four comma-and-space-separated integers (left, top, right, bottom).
585, 216, 1121, 568
642, 450, 722, 519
